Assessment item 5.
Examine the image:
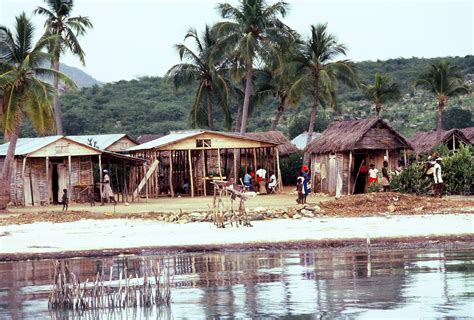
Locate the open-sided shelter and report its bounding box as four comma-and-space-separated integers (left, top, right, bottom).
0, 136, 144, 206
305, 118, 412, 196
460, 127, 474, 145
408, 129, 471, 157
127, 130, 281, 197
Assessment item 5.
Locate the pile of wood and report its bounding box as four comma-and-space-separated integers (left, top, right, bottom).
211, 180, 252, 228
48, 260, 172, 311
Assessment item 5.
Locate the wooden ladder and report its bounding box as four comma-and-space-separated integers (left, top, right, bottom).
133, 159, 159, 198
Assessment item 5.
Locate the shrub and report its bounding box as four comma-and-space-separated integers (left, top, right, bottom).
280, 151, 304, 185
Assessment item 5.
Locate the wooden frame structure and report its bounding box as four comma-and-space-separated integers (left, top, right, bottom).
305, 118, 412, 196
127, 130, 282, 197
408, 128, 471, 158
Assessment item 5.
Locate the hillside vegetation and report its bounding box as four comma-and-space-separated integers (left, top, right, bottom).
20, 55, 474, 139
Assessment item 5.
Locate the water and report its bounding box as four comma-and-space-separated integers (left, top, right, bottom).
0, 248, 473, 319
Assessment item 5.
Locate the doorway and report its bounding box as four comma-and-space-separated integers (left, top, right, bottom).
353, 153, 367, 194
51, 161, 67, 204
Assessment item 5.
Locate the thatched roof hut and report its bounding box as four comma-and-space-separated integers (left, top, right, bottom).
305, 117, 412, 154
408, 129, 471, 155
460, 127, 474, 145
244, 131, 299, 156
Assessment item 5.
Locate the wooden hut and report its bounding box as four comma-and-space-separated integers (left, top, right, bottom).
0, 136, 144, 206
244, 131, 299, 156
460, 127, 474, 145
127, 130, 281, 197
305, 118, 412, 196
68, 134, 138, 152
408, 129, 471, 157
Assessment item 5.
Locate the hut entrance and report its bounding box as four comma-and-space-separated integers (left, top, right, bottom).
353, 153, 367, 194
51, 161, 67, 204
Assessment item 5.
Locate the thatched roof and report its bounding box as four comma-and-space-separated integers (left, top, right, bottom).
244, 131, 299, 156
460, 127, 474, 144
408, 129, 471, 154
305, 117, 412, 154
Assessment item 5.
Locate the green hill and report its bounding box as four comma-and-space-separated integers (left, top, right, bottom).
20, 55, 474, 139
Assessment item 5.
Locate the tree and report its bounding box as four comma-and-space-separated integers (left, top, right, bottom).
35, 0, 92, 135
414, 60, 469, 142
213, 0, 292, 133
289, 23, 358, 164
362, 72, 400, 116
442, 107, 473, 130
166, 25, 231, 129
0, 13, 73, 210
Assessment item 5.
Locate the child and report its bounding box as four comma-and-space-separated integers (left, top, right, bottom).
296, 174, 305, 204
61, 189, 69, 211
368, 163, 378, 184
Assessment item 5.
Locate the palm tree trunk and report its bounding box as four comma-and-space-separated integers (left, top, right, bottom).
436, 100, 444, 142
235, 104, 243, 133
0, 126, 20, 210
375, 101, 382, 117
271, 94, 286, 131
52, 57, 64, 135
303, 75, 319, 165
206, 89, 214, 129
239, 64, 253, 134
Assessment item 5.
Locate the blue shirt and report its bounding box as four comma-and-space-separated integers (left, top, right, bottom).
244, 173, 252, 184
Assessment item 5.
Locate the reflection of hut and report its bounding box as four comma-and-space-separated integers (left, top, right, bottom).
291, 131, 321, 151
460, 127, 474, 145
0, 136, 144, 206
68, 134, 138, 152
305, 118, 412, 195
244, 131, 299, 156
408, 129, 471, 157
127, 130, 281, 197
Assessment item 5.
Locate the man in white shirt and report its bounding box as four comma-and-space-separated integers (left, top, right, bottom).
256, 166, 267, 194
433, 157, 444, 198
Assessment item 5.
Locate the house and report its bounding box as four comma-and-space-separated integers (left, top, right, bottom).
67, 134, 138, 152
0, 136, 144, 206
127, 130, 281, 197
408, 129, 471, 157
305, 118, 412, 196
291, 131, 321, 150
244, 131, 299, 156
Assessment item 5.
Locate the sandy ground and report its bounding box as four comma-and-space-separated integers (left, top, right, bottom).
1, 214, 473, 258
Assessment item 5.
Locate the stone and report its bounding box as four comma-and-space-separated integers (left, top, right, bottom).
387, 204, 396, 213
300, 209, 313, 217
177, 219, 188, 224
253, 206, 266, 213
293, 213, 302, 219
312, 205, 322, 212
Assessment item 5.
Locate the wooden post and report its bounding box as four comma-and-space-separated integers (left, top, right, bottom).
233, 149, 237, 183
169, 151, 174, 197
122, 162, 126, 203
253, 148, 257, 170
385, 149, 389, 169
188, 149, 194, 197
21, 157, 27, 207
275, 147, 282, 192
452, 135, 456, 151
68, 156, 72, 201
144, 164, 148, 200
98, 154, 103, 204
45, 157, 50, 204
348, 151, 352, 195
217, 148, 222, 179
201, 149, 207, 196
403, 148, 408, 166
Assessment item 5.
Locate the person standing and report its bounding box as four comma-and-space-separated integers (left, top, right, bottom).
381, 161, 390, 192
256, 166, 267, 194
102, 170, 117, 205
296, 174, 305, 204
302, 165, 311, 201
61, 189, 69, 211
368, 163, 378, 185
433, 157, 444, 198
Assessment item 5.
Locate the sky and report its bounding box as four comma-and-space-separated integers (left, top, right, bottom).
1, 0, 473, 82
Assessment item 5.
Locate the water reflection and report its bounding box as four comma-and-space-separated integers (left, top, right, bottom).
0, 248, 473, 319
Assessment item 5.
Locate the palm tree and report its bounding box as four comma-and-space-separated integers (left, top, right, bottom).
0, 13, 74, 210
414, 60, 469, 142
166, 25, 231, 129
363, 72, 400, 116
289, 23, 358, 164
35, 0, 92, 135
213, 0, 292, 134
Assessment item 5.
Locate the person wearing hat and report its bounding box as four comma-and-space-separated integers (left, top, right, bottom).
302, 165, 311, 201
433, 157, 444, 198
102, 169, 117, 205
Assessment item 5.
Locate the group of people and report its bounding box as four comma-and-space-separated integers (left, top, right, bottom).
296, 165, 311, 204
243, 166, 277, 194
367, 161, 393, 192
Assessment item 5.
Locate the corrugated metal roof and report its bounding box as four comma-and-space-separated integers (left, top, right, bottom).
128, 130, 201, 151
291, 132, 321, 150
0, 136, 63, 156
67, 134, 127, 150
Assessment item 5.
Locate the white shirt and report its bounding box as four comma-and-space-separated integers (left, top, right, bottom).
369, 168, 378, 179
433, 163, 443, 183
256, 168, 267, 179
268, 174, 276, 187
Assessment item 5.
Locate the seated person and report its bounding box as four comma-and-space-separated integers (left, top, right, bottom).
244, 169, 254, 191
267, 171, 277, 191
182, 179, 190, 194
